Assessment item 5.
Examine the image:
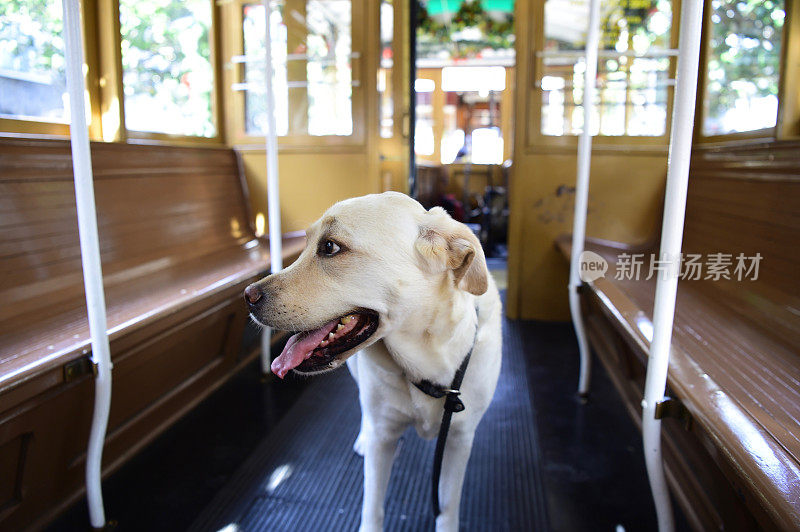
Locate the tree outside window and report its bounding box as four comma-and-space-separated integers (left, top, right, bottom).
120, 0, 215, 137
703, 0, 785, 135
0, 0, 66, 123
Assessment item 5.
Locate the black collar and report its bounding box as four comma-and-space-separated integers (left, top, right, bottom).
411, 307, 479, 414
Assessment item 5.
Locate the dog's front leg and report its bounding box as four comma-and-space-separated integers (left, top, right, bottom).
435, 428, 475, 532
360, 425, 402, 532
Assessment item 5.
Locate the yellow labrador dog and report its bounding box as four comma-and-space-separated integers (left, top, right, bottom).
245, 192, 502, 532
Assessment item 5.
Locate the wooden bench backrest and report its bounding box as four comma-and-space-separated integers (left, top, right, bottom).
0, 139, 253, 319
683, 140, 800, 347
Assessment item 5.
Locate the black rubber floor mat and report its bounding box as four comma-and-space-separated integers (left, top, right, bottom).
190, 319, 548, 532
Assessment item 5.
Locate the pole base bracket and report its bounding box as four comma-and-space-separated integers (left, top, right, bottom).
63, 356, 96, 383
655, 396, 692, 430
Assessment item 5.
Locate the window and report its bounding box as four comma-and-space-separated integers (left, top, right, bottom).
440, 67, 506, 164
242, 0, 354, 138
243, 3, 289, 136
378, 0, 393, 138
702, 0, 785, 136
0, 0, 67, 123
414, 67, 510, 164
414, 78, 435, 156
119, 0, 215, 137
538, 0, 673, 137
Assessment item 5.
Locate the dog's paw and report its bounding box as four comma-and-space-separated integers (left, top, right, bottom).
353, 432, 366, 456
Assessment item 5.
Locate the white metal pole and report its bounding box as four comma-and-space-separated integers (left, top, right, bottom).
642, 0, 703, 530
261, 0, 282, 374
568, 0, 601, 398
62, 0, 113, 527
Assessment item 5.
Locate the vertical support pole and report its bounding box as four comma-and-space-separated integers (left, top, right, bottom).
642, 1, 703, 530
408, 0, 418, 197
261, 0, 283, 374
568, 0, 601, 398
62, 0, 113, 528
263, 0, 282, 275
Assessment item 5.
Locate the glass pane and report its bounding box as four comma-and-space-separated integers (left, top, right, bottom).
440, 67, 506, 164
417, 0, 515, 64
541, 0, 672, 137
243, 0, 353, 138
120, 0, 215, 137
243, 3, 289, 136
702, 0, 784, 135
0, 0, 67, 123
415, 79, 435, 156
306, 0, 352, 136
379, 0, 393, 138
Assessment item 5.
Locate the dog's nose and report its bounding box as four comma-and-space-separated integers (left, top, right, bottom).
244, 284, 262, 305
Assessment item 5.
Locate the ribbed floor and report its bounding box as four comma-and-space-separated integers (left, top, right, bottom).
190, 319, 548, 532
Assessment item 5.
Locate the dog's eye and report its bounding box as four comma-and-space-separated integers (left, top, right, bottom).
320, 240, 341, 256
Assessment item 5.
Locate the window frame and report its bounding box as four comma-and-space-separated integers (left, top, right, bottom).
525, 0, 682, 153
0, 0, 101, 139
0, 0, 224, 145
694, 0, 781, 143
695, 0, 798, 143
221, 0, 367, 150
777, 0, 800, 138
115, 0, 225, 145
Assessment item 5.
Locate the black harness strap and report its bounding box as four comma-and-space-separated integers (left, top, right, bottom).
412, 309, 479, 517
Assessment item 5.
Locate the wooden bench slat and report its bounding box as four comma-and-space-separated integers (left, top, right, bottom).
575, 239, 800, 453
609, 269, 800, 462
0, 235, 305, 393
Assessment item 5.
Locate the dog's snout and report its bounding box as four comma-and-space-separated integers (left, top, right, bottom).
244, 284, 263, 305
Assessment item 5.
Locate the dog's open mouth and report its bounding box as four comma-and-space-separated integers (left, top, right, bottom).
271, 312, 379, 378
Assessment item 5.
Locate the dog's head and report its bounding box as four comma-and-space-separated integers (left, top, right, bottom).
245, 191, 488, 378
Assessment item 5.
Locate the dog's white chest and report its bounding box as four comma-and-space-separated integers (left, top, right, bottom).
353, 343, 449, 439
407, 386, 446, 440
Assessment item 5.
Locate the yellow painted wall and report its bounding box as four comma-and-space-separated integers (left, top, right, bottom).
506, 0, 669, 321
240, 151, 379, 233
506, 153, 666, 320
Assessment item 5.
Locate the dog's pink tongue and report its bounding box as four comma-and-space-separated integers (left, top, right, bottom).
271, 319, 338, 378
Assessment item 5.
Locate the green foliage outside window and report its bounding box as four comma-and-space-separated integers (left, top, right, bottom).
416, 0, 515, 60
120, 0, 215, 137
0, 0, 66, 121
704, 0, 785, 135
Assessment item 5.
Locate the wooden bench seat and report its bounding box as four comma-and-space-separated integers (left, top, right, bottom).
556, 140, 800, 531
0, 138, 304, 530
1, 240, 304, 391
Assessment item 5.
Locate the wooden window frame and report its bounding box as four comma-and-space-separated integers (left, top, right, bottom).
524, 0, 682, 154
220, 0, 367, 151
0, 0, 102, 139
694, 0, 798, 143
0, 0, 225, 146
777, 0, 800, 138
112, 0, 225, 145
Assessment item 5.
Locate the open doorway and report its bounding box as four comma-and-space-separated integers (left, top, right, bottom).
411, 0, 515, 259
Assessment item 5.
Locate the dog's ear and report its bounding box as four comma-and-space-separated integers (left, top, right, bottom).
415, 207, 489, 295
